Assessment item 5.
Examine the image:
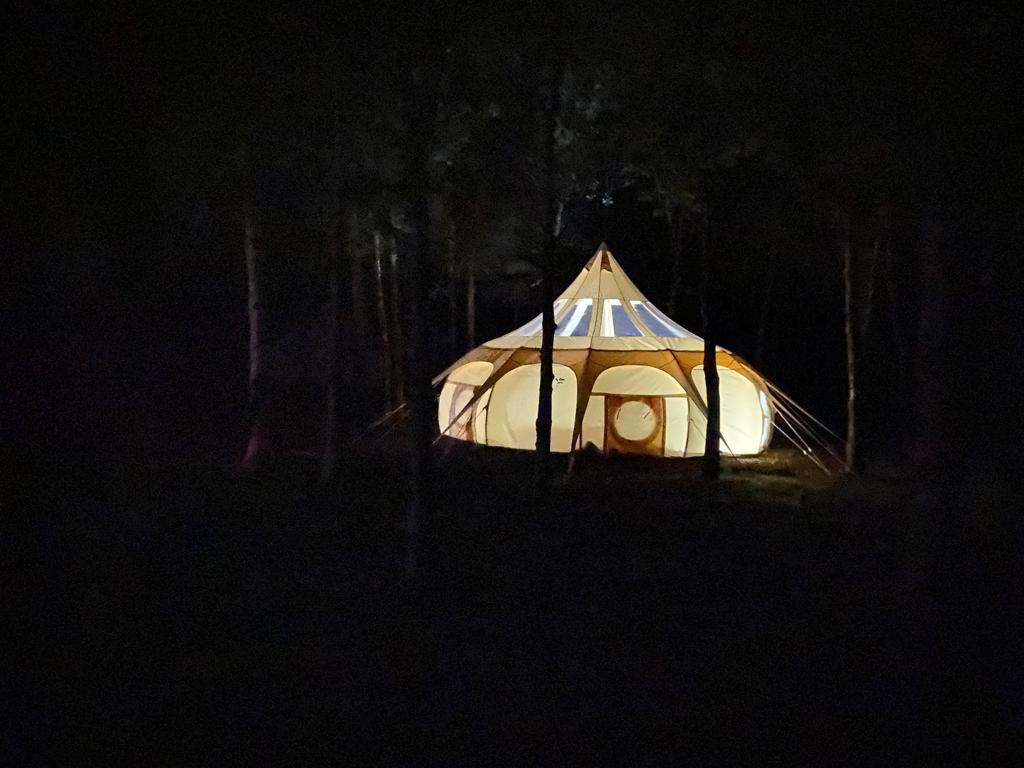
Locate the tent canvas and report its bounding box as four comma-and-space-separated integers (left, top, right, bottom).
436, 244, 774, 458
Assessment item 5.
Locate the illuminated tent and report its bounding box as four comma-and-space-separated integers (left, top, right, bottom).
435, 244, 775, 458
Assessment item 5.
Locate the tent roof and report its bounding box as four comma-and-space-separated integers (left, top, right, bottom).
484, 244, 708, 352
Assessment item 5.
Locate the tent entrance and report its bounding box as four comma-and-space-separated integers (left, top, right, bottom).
597, 394, 690, 457
604, 395, 665, 455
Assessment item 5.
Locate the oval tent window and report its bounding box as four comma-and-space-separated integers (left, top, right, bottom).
612, 400, 658, 442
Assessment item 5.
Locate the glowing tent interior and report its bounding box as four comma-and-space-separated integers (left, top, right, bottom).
435, 244, 780, 459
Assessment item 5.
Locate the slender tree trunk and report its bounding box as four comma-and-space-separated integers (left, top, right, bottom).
861, 231, 880, 342
343, 206, 369, 426
667, 206, 685, 318
534, 199, 560, 491
242, 210, 272, 470
401, 55, 448, 575
913, 217, 950, 466
372, 230, 393, 411
699, 211, 720, 482
387, 235, 404, 407
882, 239, 908, 405
534, 59, 564, 492
401, 205, 434, 575
346, 208, 368, 357
839, 209, 857, 473
447, 233, 458, 358
754, 242, 777, 369
245, 212, 261, 410
465, 261, 476, 350
320, 214, 343, 483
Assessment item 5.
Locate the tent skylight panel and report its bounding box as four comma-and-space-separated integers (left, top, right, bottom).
631, 301, 696, 338
507, 299, 566, 336
508, 314, 543, 338
556, 299, 594, 337
600, 299, 643, 337
630, 302, 681, 337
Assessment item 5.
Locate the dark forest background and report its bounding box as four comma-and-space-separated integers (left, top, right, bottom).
4, 0, 1021, 468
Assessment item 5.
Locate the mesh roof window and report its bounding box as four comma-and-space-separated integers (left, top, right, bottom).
600, 299, 643, 337
507, 300, 566, 336
556, 299, 594, 337
631, 301, 684, 337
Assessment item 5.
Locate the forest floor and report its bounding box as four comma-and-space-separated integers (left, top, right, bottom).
6, 442, 1024, 766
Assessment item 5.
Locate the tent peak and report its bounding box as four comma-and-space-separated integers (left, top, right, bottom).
484, 244, 706, 347
587, 242, 616, 270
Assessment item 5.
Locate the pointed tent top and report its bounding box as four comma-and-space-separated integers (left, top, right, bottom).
555, 244, 655, 304
485, 245, 706, 351
587, 241, 612, 270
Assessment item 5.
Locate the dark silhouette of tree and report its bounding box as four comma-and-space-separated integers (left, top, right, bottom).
533, 58, 564, 491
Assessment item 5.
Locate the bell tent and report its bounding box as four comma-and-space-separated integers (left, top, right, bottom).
435, 245, 779, 459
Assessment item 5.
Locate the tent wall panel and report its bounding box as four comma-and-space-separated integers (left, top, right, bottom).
486, 363, 578, 452
689, 366, 768, 456
581, 395, 606, 451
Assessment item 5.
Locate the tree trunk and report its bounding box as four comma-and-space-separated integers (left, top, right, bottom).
861, 231, 880, 342
241, 210, 272, 470
534, 200, 559, 491
372, 230, 394, 411
465, 261, 476, 350
342, 206, 369, 427
912, 217, 950, 466
387, 235, 404, 408
754, 242, 777, 369
320, 214, 343, 483
534, 59, 564, 493
401, 205, 434, 575
699, 211, 720, 482
447, 234, 458, 358
882, 239, 908, 406
346, 207, 368, 358
667, 206, 685, 318
401, 56, 449, 575
839, 209, 857, 473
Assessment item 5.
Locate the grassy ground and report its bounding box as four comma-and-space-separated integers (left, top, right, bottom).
5, 444, 1023, 766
